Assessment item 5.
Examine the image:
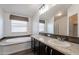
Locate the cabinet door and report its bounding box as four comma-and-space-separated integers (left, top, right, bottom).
49, 47, 64, 55
39, 42, 52, 55
34, 39, 40, 55
31, 37, 35, 53
39, 42, 47, 55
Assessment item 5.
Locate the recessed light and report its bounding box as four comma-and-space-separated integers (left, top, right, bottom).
56, 12, 62, 16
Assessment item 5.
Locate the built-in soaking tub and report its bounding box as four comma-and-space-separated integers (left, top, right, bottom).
0, 37, 31, 55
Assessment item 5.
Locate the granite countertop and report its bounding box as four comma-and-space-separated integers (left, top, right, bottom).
31, 34, 79, 55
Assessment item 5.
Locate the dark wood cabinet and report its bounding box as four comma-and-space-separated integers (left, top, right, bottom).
31, 37, 64, 55
31, 37, 35, 53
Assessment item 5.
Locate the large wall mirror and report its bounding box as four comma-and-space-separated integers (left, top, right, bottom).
69, 14, 78, 37
54, 15, 67, 35
39, 4, 79, 38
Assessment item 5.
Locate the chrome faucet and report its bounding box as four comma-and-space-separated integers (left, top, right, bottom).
57, 37, 62, 41
48, 34, 51, 37
57, 37, 65, 41
61, 37, 67, 41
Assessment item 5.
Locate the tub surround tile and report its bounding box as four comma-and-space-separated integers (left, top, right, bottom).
0, 37, 31, 54
10, 49, 33, 55
0, 37, 31, 46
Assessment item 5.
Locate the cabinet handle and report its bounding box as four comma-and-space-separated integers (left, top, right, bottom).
50, 49, 53, 55
45, 46, 47, 53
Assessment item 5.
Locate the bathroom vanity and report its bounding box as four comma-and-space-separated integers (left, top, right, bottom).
31, 34, 79, 55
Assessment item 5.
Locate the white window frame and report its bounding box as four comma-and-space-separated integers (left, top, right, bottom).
11, 20, 28, 33
39, 23, 45, 32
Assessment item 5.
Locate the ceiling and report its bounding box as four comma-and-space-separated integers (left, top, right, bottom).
0, 4, 42, 18
39, 4, 72, 20
0, 4, 72, 19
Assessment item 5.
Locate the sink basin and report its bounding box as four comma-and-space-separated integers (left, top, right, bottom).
54, 41, 71, 47
39, 38, 45, 41
48, 39, 71, 47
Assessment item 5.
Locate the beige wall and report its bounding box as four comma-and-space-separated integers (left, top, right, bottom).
0, 8, 4, 39
54, 16, 67, 35
32, 12, 39, 34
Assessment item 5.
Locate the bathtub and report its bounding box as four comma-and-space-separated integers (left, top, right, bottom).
0, 37, 31, 55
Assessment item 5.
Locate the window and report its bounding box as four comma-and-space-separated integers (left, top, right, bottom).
11, 20, 27, 32
39, 23, 45, 32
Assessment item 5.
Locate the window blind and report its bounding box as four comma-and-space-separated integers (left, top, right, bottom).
10, 15, 29, 22
39, 20, 45, 23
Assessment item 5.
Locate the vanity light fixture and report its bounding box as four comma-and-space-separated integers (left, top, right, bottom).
39, 4, 56, 15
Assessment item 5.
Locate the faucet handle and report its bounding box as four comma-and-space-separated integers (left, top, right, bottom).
61, 37, 66, 41
57, 37, 62, 41
48, 34, 51, 37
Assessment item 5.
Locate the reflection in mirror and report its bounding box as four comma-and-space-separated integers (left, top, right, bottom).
39, 20, 45, 32
39, 4, 73, 37
54, 15, 67, 35
69, 14, 78, 37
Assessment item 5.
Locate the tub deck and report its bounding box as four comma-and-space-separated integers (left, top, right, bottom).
0, 37, 31, 55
